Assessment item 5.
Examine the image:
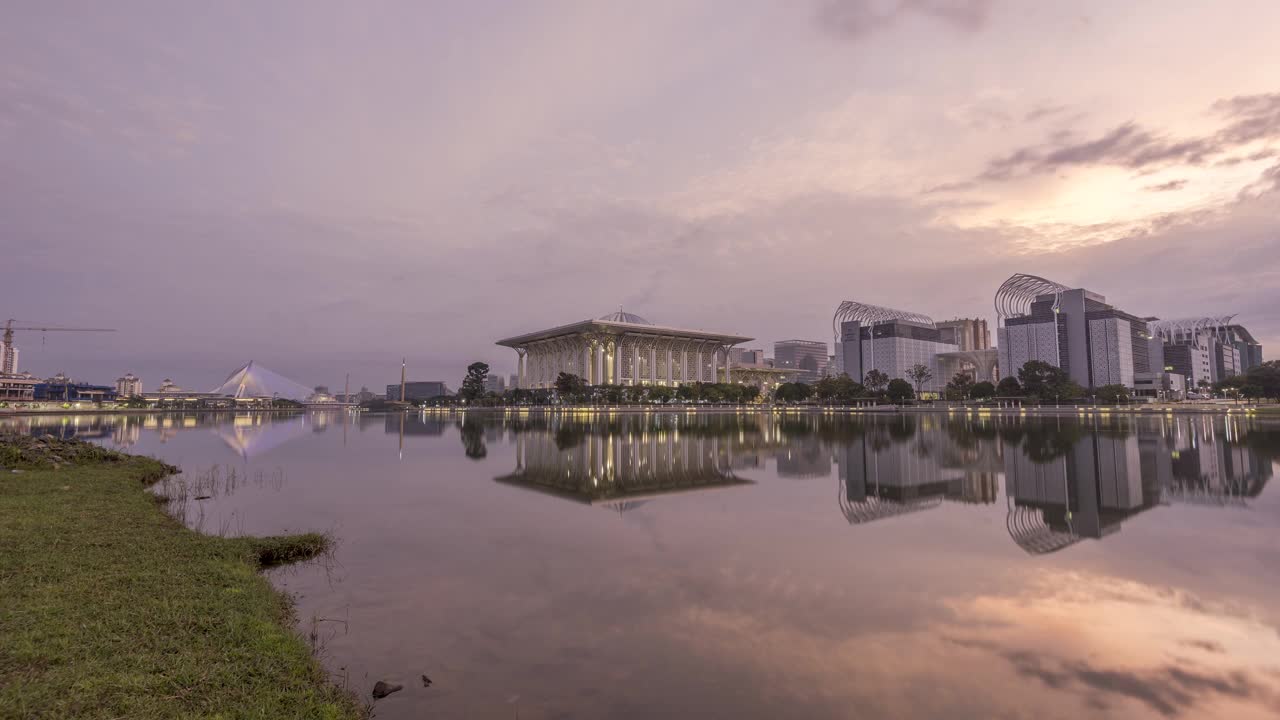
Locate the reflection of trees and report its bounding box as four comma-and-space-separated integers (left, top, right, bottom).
886, 416, 916, 442
554, 425, 586, 450
1019, 422, 1084, 464
458, 421, 487, 460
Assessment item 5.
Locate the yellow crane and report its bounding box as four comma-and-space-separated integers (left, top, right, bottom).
2, 319, 116, 375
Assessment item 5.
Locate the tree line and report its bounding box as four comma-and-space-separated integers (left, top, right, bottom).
392, 358, 1280, 409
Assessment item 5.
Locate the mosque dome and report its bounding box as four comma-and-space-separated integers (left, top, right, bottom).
598, 309, 653, 325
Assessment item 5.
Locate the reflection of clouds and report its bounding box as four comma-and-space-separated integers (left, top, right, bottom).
942, 572, 1280, 718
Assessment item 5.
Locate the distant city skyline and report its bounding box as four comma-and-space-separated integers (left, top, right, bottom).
3, 2, 1279, 390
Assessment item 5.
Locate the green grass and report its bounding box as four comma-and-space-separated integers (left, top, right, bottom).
0, 452, 364, 719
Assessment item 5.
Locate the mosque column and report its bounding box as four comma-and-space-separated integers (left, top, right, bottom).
724, 345, 733, 384
649, 346, 658, 385
612, 339, 622, 385
516, 348, 527, 390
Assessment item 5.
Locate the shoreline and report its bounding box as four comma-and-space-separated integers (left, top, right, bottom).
2, 403, 1276, 419
0, 436, 365, 718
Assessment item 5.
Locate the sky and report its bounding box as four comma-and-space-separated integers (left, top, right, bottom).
3, 0, 1279, 392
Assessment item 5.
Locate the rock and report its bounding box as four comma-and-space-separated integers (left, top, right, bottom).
195, 495, 213, 500
372, 680, 403, 699
421, 674, 432, 687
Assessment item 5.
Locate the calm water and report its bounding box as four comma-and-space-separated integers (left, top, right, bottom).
6, 410, 1280, 719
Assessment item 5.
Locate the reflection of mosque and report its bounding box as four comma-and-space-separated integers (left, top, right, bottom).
836, 417, 1002, 524
495, 418, 752, 509
1005, 416, 1272, 554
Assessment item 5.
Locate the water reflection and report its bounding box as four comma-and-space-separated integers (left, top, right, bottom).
3, 409, 1278, 718
496, 416, 752, 508
1004, 418, 1272, 554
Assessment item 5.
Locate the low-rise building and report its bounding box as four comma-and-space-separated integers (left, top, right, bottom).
1134, 371, 1187, 401
0, 372, 38, 402
387, 381, 450, 402
34, 374, 118, 403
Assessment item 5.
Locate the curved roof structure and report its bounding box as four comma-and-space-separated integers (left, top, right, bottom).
597, 309, 653, 325
1006, 504, 1082, 555
994, 273, 1070, 320
210, 361, 314, 401
832, 301, 934, 339
1147, 315, 1237, 340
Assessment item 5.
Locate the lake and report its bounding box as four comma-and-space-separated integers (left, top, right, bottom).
5, 410, 1279, 719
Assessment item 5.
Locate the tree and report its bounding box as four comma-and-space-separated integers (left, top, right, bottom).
1017, 360, 1080, 400
554, 372, 586, 402
774, 382, 813, 403
649, 386, 675, 404
864, 369, 890, 394
814, 376, 840, 401
460, 362, 490, 401
1095, 384, 1130, 404
944, 372, 974, 401
997, 376, 1022, 396
1238, 360, 1280, 399
906, 364, 933, 397
971, 381, 996, 399
886, 378, 914, 402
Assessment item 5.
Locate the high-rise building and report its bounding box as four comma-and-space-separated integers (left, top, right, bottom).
936, 318, 991, 351
115, 373, 143, 397
773, 340, 828, 383
1148, 317, 1258, 385
995, 274, 1150, 389
484, 374, 506, 394
1, 341, 18, 375
729, 348, 768, 368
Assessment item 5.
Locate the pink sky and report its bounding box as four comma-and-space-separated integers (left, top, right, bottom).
3, 1, 1278, 391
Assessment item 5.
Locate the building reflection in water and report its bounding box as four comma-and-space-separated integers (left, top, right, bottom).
1004, 415, 1273, 554
830, 413, 1274, 556
836, 415, 1001, 524
215, 413, 313, 460
495, 416, 753, 510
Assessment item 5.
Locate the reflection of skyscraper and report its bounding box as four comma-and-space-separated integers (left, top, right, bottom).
496, 420, 751, 507
835, 418, 999, 524
1005, 432, 1158, 554
1143, 416, 1272, 506
837, 429, 952, 524
775, 436, 832, 479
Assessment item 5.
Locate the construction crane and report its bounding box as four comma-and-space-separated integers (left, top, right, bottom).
2, 319, 116, 375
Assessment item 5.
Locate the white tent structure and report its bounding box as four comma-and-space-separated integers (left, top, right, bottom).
210, 361, 315, 401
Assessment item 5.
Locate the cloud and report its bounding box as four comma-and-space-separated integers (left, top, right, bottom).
815, 0, 993, 41
1000, 650, 1263, 717
1146, 179, 1188, 192
978, 92, 1280, 181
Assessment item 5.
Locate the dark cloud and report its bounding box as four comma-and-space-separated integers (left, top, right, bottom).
1024, 103, 1069, 122
1180, 639, 1226, 654
816, 0, 993, 41
1000, 649, 1266, 717
1146, 179, 1188, 192
979, 92, 1280, 181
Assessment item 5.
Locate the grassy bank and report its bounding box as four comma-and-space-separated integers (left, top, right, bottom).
0, 436, 363, 719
